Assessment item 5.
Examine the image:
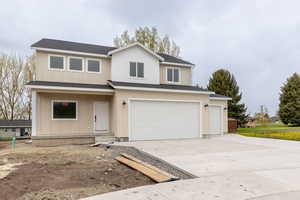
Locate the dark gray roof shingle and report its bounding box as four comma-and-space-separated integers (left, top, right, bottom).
31, 39, 193, 66
31, 38, 117, 55
26, 81, 113, 90
108, 80, 212, 92
158, 53, 194, 66
0, 120, 31, 127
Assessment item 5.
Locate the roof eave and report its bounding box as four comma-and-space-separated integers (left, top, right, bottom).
108, 82, 214, 95
0, 126, 31, 128
160, 61, 195, 68
32, 47, 109, 58
209, 97, 232, 101
25, 84, 115, 93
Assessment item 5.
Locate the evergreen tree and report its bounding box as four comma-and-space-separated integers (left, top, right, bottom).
207, 69, 248, 127
279, 73, 300, 125
113, 26, 180, 57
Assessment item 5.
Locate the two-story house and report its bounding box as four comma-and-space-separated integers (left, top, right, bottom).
26, 39, 231, 146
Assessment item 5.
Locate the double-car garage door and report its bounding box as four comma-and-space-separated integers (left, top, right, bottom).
129, 100, 201, 141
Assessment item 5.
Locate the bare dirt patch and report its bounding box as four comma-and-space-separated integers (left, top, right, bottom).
0, 142, 154, 200
0, 141, 9, 150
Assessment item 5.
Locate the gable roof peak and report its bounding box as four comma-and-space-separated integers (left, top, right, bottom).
108, 42, 165, 61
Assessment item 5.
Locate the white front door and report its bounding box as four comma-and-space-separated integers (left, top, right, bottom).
209, 105, 222, 134
94, 102, 109, 132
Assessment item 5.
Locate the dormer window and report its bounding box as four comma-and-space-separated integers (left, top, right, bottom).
167, 67, 180, 83
49, 55, 65, 70
130, 62, 144, 78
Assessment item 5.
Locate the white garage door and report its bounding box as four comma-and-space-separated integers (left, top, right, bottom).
209, 105, 223, 134
129, 100, 200, 141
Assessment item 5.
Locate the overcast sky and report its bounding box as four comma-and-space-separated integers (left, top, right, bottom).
1, 0, 300, 116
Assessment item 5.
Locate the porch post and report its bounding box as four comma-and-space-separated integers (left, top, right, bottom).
32, 90, 37, 136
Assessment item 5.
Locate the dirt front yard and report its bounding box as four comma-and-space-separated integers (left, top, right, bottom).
0, 141, 154, 200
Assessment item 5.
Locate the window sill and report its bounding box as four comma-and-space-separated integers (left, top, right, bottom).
166, 81, 181, 84
67, 69, 84, 73
52, 118, 78, 121
129, 76, 145, 80
87, 71, 102, 74
48, 68, 65, 71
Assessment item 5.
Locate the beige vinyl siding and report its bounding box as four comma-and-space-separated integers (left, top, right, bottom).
35, 50, 111, 84
112, 89, 211, 138
160, 64, 192, 85
36, 92, 112, 136
35, 90, 228, 138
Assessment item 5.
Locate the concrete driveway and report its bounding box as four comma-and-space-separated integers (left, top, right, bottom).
84, 135, 300, 200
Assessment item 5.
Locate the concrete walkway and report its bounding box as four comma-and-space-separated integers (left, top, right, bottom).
83, 135, 300, 200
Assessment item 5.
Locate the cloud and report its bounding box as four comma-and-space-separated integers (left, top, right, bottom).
1, 0, 300, 115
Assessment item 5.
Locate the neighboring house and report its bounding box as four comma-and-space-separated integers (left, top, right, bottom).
0, 120, 32, 137
270, 116, 280, 123
26, 38, 231, 145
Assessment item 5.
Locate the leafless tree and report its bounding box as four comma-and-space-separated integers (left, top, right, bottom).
0, 53, 35, 120
114, 26, 181, 57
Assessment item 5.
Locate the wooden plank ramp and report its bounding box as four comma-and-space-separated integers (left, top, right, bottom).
115, 156, 171, 182
120, 153, 179, 181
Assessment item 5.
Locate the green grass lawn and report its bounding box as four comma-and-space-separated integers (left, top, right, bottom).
235, 123, 300, 141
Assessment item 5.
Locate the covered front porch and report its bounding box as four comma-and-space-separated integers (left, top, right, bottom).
27, 81, 116, 146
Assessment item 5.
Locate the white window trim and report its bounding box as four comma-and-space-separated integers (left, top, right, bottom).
68, 56, 84, 72
166, 67, 181, 84
129, 62, 144, 79
51, 100, 78, 120
86, 58, 102, 73
48, 54, 66, 71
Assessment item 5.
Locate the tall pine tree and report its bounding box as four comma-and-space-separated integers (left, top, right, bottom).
279, 73, 300, 125
207, 69, 248, 127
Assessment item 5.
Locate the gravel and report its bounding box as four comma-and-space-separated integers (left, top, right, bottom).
99, 144, 197, 180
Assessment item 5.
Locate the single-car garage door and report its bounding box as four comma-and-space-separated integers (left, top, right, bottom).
129, 100, 201, 141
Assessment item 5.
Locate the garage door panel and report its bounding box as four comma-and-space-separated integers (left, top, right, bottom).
130, 100, 200, 141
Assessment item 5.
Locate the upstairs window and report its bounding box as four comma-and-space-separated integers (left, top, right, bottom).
69, 57, 83, 72
130, 62, 144, 78
49, 55, 65, 70
167, 68, 180, 83
87, 59, 101, 73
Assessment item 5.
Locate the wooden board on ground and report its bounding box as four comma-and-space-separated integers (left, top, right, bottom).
115, 156, 172, 183
120, 153, 179, 180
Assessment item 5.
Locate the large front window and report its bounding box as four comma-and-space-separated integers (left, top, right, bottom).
130, 62, 144, 78
52, 101, 77, 120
